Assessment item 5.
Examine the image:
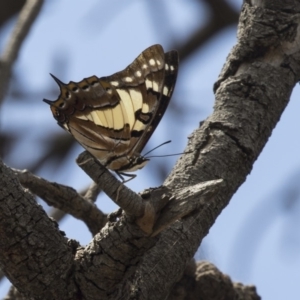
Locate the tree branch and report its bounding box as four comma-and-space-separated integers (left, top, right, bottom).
14, 168, 107, 236
77, 151, 223, 235
0, 160, 77, 299
165, 260, 260, 300
47, 182, 102, 225
0, 0, 44, 105
77, 151, 146, 218
115, 1, 300, 298
83, 181, 102, 203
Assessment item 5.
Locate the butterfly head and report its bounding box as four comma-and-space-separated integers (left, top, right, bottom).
125, 155, 150, 172
43, 74, 81, 124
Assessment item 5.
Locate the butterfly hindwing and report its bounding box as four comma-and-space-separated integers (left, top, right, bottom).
44, 44, 179, 174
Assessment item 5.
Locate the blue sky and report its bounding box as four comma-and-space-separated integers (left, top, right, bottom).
1, 1, 299, 299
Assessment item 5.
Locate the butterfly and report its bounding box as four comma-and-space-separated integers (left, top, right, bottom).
44, 44, 179, 181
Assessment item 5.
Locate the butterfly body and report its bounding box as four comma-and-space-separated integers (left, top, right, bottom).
44, 45, 179, 177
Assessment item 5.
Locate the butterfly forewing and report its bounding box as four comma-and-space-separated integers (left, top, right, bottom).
44, 44, 179, 174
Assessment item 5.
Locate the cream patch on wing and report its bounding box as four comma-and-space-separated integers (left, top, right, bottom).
145, 79, 152, 90
90, 110, 103, 126
119, 98, 129, 128
133, 119, 146, 132
142, 103, 149, 113
152, 81, 159, 92
76, 115, 89, 121
111, 102, 124, 130
128, 88, 143, 113
95, 110, 108, 127
117, 90, 135, 129
103, 109, 113, 128
86, 114, 93, 122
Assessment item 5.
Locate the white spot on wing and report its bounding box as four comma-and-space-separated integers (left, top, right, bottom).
110, 81, 119, 86
156, 60, 161, 66
149, 59, 155, 66
135, 70, 142, 77
170, 65, 175, 71
124, 77, 133, 82
165, 64, 169, 70
163, 86, 169, 96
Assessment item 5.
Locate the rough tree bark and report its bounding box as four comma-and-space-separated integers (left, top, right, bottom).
1, 0, 299, 299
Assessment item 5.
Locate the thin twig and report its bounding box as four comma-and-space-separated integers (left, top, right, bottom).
77, 151, 146, 218
14, 168, 107, 235
48, 182, 102, 223
83, 182, 102, 202
0, 0, 44, 105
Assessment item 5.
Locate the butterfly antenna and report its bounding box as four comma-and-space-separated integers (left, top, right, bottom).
146, 152, 190, 158
143, 140, 172, 157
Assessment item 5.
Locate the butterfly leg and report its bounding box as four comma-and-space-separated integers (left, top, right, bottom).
115, 172, 137, 202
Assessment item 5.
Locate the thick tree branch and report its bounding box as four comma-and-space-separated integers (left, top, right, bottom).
0, 160, 77, 299
0, 0, 44, 105
115, 1, 300, 299
167, 260, 260, 300
14, 169, 106, 236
